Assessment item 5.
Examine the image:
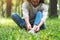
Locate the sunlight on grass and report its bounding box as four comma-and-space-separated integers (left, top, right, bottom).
0, 18, 11, 24
0, 18, 17, 27
59, 16, 60, 18
0, 18, 60, 40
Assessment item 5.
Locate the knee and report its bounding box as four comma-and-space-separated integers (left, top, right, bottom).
36, 11, 43, 16
11, 13, 17, 18
37, 11, 42, 13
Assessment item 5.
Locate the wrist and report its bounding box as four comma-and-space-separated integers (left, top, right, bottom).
26, 23, 30, 26
38, 25, 40, 28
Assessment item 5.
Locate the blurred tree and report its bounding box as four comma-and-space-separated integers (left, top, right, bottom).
6, 0, 12, 17
20, 0, 23, 17
45, 0, 49, 4
49, 0, 58, 18
15, 0, 20, 14
17, 0, 20, 14
11, 0, 16, 13
1, 0, 4, 17
2, 0, 7, 17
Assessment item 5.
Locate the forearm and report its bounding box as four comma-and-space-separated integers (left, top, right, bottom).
24, 17, 30, 26
38, 20, 44, 28
24, 17, 32, 30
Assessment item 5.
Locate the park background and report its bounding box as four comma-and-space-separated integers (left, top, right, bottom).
0, 0, 60, 40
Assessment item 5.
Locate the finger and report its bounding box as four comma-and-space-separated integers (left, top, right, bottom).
34, 27, 37, 31
35, 27, 39, 32
34, 27, 38, 32
28, 26, 32, 30
29, 28, 32, 30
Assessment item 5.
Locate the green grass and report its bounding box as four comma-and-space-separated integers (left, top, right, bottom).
0, 18, 60, 40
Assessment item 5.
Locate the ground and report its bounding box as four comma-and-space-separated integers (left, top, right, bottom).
0, 17, 60, 40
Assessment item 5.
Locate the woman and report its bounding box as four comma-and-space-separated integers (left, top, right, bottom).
11, 0, 48, 33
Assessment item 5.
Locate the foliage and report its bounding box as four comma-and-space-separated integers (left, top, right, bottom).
0, 18, 60, 40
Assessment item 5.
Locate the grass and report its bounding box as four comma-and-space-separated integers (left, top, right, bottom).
0, 18, 60, 40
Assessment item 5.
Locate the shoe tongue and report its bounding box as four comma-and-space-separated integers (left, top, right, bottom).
29, 29, 35, 33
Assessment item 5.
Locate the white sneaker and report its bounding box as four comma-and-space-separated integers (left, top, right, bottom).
28, 29, 35, 34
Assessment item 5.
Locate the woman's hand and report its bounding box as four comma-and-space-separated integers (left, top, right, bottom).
26, 24, 32, 30
33, 25, 40, 32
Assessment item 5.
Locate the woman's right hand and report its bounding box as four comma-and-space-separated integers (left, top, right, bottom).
26, 24, 32, 30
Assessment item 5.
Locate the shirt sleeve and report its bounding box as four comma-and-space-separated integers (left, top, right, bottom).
41, 4, 49, 22
22, 2, 29, 18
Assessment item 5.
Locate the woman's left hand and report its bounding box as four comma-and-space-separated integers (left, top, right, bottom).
33, 25, 40, 32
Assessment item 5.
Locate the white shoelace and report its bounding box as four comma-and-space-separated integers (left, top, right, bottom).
28, 29, 35, 34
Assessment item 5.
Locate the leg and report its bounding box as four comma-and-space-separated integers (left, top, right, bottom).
11, 13, 26, 29
34, 11, 46, 30
40, 24, 46, 30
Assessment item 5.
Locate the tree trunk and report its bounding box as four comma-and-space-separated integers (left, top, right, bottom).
6, 0, 12, 17
18, 0, 20, 15
1, 0, 4, 17
15, 0, 20, 14
49, 0, 58, 18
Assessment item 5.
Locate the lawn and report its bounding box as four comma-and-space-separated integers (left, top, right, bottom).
0, 18, 60, 40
